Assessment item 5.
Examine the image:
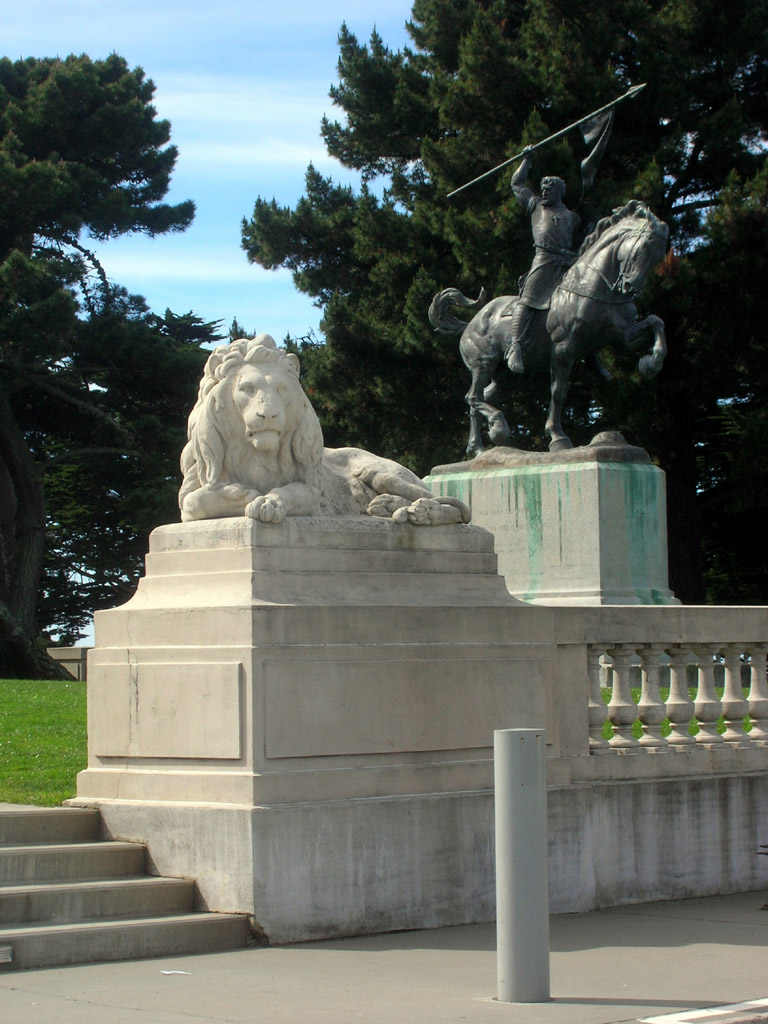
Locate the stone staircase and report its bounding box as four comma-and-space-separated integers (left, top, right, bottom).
0, 806, 250, 970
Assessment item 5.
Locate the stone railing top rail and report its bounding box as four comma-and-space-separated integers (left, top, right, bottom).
549, 604, 768, 646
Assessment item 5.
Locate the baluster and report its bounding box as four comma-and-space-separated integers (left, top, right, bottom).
637, 644, 669, 749
691, 644, 723, 745
720, 644, 751, 745
664, 645, 695, 747
606, 645, 639, 749
745, 644, 768, 744
587, 646, 610, 753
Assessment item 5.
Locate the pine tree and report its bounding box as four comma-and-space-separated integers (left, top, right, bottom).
38, 307, 220, 645
242, 0, 768, 603
0, 54, 203, 675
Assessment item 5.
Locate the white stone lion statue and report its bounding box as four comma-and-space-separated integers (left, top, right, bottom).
179, 335, 470, 526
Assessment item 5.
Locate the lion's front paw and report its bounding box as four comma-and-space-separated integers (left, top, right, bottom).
366, 493, 409, 518
245, 493, 287, 524
393, 497, 463, 527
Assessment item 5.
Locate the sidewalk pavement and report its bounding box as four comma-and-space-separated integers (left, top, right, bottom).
1, 890, 768, 1024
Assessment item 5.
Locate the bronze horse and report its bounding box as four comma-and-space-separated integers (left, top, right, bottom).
430, 200, 669, 453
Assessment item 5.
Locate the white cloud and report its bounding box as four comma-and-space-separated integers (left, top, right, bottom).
175, 139, 342, 175
149, 73, 353, 183
94, 237, 280, 284
156, 74, 334, 127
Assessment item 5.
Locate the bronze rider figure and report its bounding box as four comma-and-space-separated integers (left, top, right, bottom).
503, 152, 582, 374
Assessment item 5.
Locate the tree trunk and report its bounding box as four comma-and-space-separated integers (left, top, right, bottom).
0, 385, 60, 676
0, 598, 70, 678
652, 345, 706, 605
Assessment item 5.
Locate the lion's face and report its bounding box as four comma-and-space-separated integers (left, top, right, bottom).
232, 362, 297, 455
179, 336, 324, 519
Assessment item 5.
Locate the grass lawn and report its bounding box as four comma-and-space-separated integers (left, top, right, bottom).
0, 678, 87, 806
0, 680, 747, 804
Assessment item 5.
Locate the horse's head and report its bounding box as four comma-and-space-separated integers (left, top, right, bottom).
577, 201, 669, 300
613, 205, 669, 297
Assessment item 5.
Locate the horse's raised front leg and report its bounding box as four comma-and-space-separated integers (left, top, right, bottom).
619, 314, 667, 378
546, 345, 575, 451
474, 401, 512, 447
637, 314, 666, 378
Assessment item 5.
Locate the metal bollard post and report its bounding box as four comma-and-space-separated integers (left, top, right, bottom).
494, 728, 550, 1003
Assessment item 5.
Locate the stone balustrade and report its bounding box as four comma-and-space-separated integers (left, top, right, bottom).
587, 642, 768, 753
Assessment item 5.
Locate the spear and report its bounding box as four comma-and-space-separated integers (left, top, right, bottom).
446, 83, 646, 199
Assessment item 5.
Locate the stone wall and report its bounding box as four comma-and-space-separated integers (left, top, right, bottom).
71, 519, 768, 942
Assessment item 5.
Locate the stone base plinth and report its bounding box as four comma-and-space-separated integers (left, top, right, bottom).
77, 770, 768, 943
73, 516, 556, 941
427, 439, 679, 605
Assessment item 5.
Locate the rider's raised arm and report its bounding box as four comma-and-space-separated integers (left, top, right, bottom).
510, 152, 535, 209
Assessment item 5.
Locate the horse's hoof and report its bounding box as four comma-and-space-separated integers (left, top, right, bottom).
487, 425, 512, 446
548, 438, 573, 452
638, 355, 659, 378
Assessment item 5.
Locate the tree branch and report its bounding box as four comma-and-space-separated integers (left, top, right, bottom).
0, 363, 134, 443
58, 234, 111, 315
670, 198, 716, 214
60, 235, 110, 294
667, 136, 705, 208
43, 446, 140, 471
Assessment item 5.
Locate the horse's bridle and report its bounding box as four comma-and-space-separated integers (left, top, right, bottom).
612, 223, 653, 297
562, 222, 654, 303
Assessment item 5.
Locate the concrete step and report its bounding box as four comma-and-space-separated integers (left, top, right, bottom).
0, 806, 251, 969
0, 912, 249, 970
0, 841, 146, 883
0, 807, 100, 845
0, 875, 195, 924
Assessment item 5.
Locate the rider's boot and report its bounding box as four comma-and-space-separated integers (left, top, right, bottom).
505, 341, 524, 374
503, 303, 531, 374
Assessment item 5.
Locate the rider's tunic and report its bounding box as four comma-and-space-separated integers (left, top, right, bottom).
514, 187, 581, 310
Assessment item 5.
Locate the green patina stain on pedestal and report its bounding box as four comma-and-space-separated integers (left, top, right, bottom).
426, 452, 678, 606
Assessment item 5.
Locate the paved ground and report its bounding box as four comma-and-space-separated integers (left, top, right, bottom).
1, 890, 768, 1024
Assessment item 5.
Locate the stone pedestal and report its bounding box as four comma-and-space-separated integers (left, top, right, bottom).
426, 436, 678, 606
73, 516, 556, 942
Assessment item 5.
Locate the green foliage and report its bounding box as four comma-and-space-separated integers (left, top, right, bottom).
0, 53, 194, 256
0, 678, 86, 805
242, 0, 768, 601
38, 307, 219, 643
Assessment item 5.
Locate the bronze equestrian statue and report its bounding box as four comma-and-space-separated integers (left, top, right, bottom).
430, 197, 668, 454
434, 87, 668, 454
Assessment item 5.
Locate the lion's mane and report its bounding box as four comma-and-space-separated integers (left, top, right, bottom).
179, 335, 323, 514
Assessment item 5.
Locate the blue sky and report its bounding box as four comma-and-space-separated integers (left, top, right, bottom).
5, 0, 415, 340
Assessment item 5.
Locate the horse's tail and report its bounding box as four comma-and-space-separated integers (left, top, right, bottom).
428, 287, 487, 335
